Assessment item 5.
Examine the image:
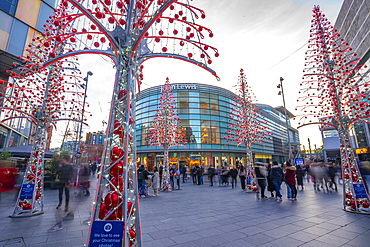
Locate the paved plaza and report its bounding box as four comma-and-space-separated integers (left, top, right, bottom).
0, 177, 369, 247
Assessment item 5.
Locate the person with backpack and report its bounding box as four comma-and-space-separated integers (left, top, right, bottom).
208, 166, 215, 186
181, 165, 187, 183
137, 165, 148, 197
270, 161, 284, 201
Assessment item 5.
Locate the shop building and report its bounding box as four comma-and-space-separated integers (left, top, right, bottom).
136, 83, 299, 171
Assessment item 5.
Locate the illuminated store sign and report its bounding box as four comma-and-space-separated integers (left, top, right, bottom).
161, 84, 197, 91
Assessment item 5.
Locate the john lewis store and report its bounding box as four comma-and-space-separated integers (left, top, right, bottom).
136, 83, 299, 171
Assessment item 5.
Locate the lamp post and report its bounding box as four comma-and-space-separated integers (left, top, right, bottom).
278, 77, 294, 166
75, 71, 92, 186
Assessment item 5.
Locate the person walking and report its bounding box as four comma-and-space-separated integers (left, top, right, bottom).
137, 165, 148, 197
152, 167, 160, 196
91, 162, 97, 176
200, 166, 204, 185
181, 165, 187, 183
56, 156, 74, 212
296, 164, 305, 190
239, 165, 246, 191
270, 161, 284, 201
267, 163, 276, 197
208, 166, 215, 186
255, 162, 268, 200
175, 168, 181, 190
191, 166, 197, 184
159, 165, 163, 189
196, 166, 202, 185
327, 162, 337, 192
229, 166, 238, 189
285, 162, 297, 201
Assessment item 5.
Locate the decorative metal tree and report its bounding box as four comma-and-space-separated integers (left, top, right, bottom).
296, 5, 370, 213
225, 69, 272, 192
147, 77, 186, 192
0, 5, 89, 217
36, 0, 218, 246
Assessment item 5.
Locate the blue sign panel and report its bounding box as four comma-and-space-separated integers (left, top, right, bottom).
295, 158, 304, 166
247, 177, 251, 185
353, 184, 367, 198
89, 221, 124, 247
19, 184, 35, 200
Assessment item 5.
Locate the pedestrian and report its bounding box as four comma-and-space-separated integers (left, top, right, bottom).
191, 166, 197, 184
267, 163, 275, 197
152, 167, 159, 196
327, 162, 337, 192
208, 166, 215, 186
170, 165, 175, 189
255, 162, 268, 200
181, 165, 187, 183
229, 166, 238, 189
296, 164, 305, 190
137, 165, 148, 197
200, 166, 204, 185
159, 165, 163, 189
285, 161, 297, 201
175, 168, 181, 190
81, 163, 90, 196
239, 165, 246, 191
91, 162, 97, 176
196, 166, 202, 185
146, 174, 152, 196
56, 156, 74, 211
283, 162, 292, 199
270, 161, 284, 201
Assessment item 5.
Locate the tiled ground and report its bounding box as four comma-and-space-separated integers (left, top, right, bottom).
0, 176, 369, 247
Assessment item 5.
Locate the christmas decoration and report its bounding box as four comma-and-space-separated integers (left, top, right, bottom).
34, 1, 219, 246
1, 2, 89, 217
147, 77, 186, 191
225, 69, 272, 192
296, 5, 370, 213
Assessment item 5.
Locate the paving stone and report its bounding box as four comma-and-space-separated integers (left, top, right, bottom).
315, 234, 350, 246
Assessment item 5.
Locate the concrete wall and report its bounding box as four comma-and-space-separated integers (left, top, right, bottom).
334, 0, 370, 62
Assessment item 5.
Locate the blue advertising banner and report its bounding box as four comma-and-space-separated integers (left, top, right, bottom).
353, 184, 367, 198
295, 158, 304, 166
89, 221, 124, 247
247, 177, 251, 185
19, 184, 35, 200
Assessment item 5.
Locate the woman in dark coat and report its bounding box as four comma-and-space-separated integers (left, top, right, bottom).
267, 164, 275, 197
296, 165, 305, 190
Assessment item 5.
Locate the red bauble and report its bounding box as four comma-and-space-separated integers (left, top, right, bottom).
363, 201, 370, 208
344, 173, 350, 179
119, 89, 127, 99
23, 204, 32, 210
36, 193, 41, 200
127, 201, 133, 216
346, 193, 352, 199
252, 187, 258, 191
31, 165, 37, 173
105, 191, 123, 209
110, 176, 123, 191
99, 203, 108, 220
110, 160, 124, 177
27, 174, 35, 181
252, 182, 256, 186
352, 173, 358, 182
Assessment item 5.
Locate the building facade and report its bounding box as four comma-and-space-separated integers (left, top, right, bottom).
0, 0, 58, 148
321, 0, 370, 161
81, 131, 105, 164
136, 83, 299, 171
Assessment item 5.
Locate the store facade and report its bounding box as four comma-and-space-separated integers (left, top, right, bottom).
136, 83, 299, 171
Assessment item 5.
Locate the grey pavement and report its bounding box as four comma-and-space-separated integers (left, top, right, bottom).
0, 176, 369, 247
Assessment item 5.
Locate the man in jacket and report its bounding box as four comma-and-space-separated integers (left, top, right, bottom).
137, 165, 148, 197
181, 165, 187, 183
270, 161, 284, 201
56, 156, 74, 211
229, 167, 238, 189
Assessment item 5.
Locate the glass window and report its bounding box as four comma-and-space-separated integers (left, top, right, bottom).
36, 2, 53, 31
16, 0, 41, 27
188, 97, 199, 102
0, 11, 13, 50
177, 92, 188, 97
189, 108, 200, 114
9, 131, 21, 147
7, 19, 28, 55
0, 130, 7, 148
43, 0, 58, 8
0, 0, 18, 15
189, 114, 200, 119
23, 27, 35, 56
209, 94, 218, 99
189, 92, 199, 97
